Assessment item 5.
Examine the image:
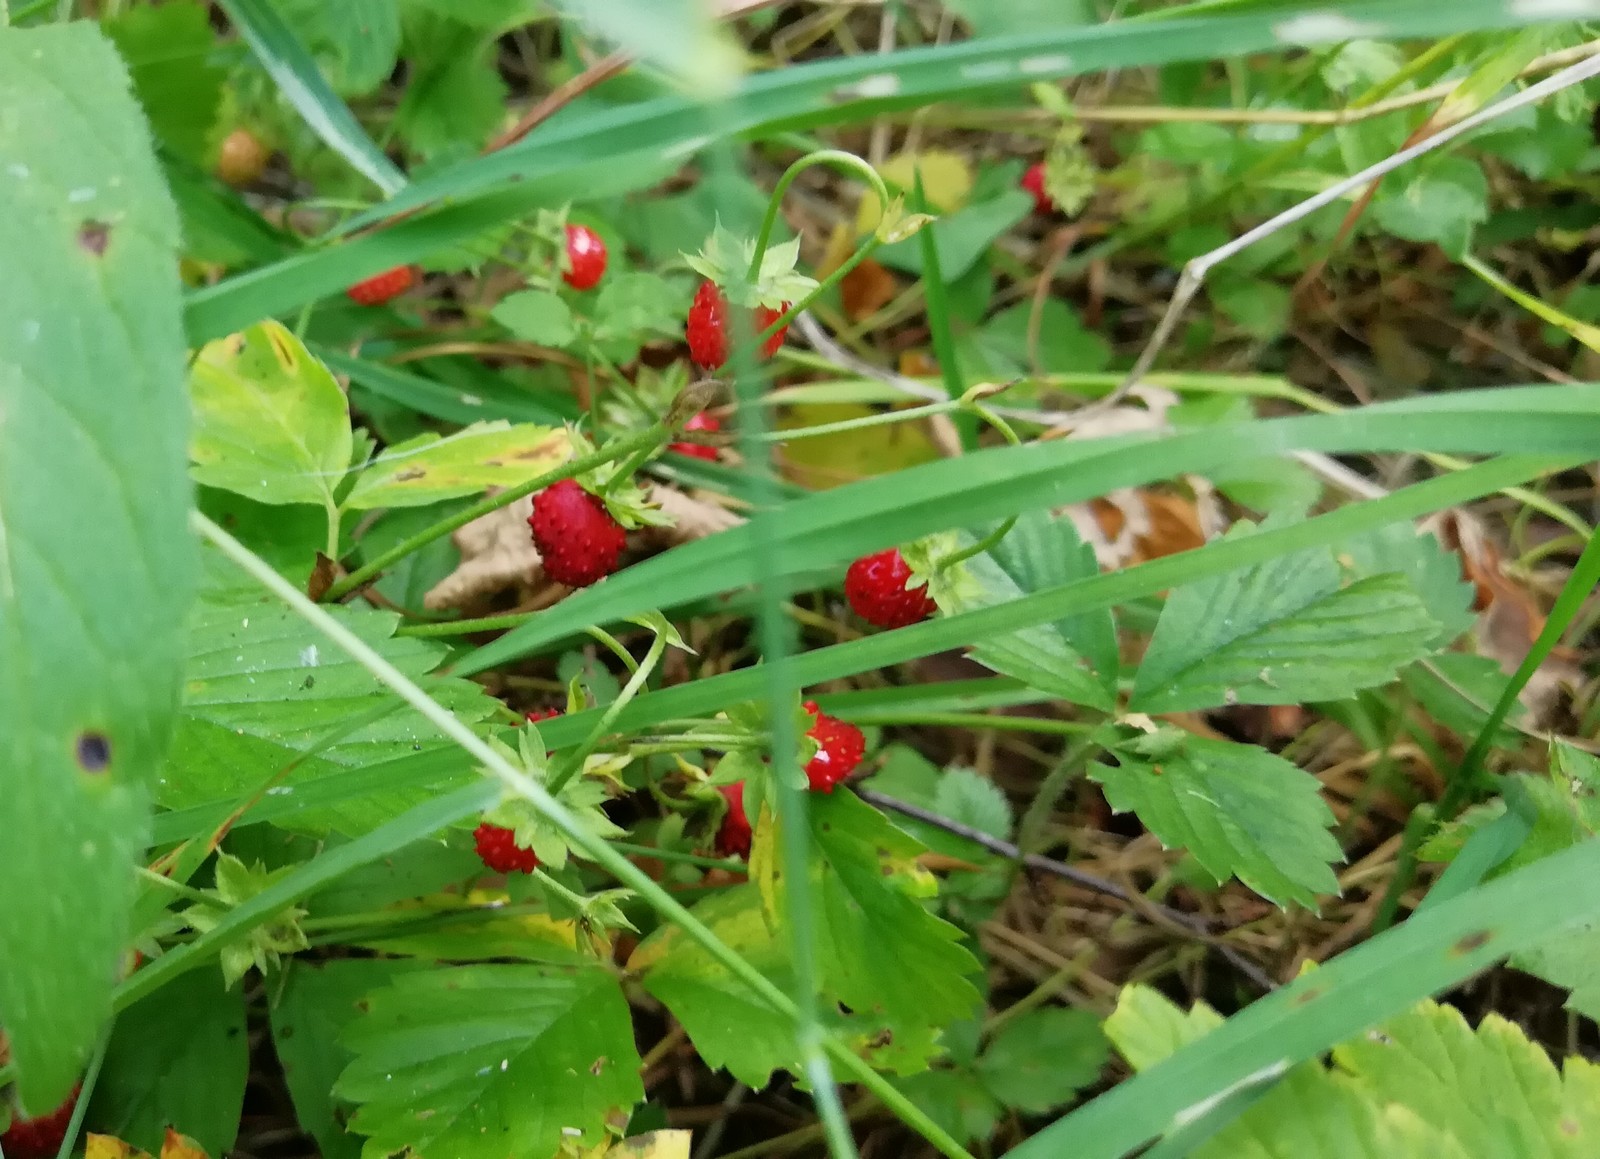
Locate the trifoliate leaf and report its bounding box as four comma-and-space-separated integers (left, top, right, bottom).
336, 964, 643, 1159
342, 421, 571, 509
183, 854, 310, 986
1092, 732, 1342, 909
1130, 534, 1441, 713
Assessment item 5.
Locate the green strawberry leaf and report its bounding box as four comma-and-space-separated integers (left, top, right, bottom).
392, 11, 507, 158
1092, 731, 1342, 909
1102, 982, 1224, 1073
159, 588, 502, 836
1340, 522, 1477, 648
103, 0, 227, 163
342, 421, 571, 510
492, 290, 578, 348
189, 321, 354, 510
0, 22, 196, 1111
976, 1007, 1108, 1114
933, 768, 1014, 842
91, 968, 249, 1157
270, 959, 427, 1159
264, 0, 402, 96
336, 964, 643, 1159
1130, 530, 1441, 713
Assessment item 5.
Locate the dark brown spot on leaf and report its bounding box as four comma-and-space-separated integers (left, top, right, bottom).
1294, 987, 1323, 1006
395, 467, 427, 481
78, 221, 109, 255
1453, 929, 1494, 955
589, 1056, 607, 1076
76, 731, 111, 772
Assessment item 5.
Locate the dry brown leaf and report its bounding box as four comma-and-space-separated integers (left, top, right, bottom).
423, 494, 542, 611
1064, 478, 1225, 570
840, 258, 898, 322
642, 484, 743, 545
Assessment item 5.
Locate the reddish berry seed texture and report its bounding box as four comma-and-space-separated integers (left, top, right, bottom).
529, 478, 627, 588
1, 1084, 81, 1159
562, 224, 608, 290
1021, 162, 1054, 215
670, 412, 722, 460
686, 281, 791, 369
803, 701, 865, 793
474, 823, 538, 874
845, 548, 937, 629
715, 781, 752, 858
346, 264, 417, 306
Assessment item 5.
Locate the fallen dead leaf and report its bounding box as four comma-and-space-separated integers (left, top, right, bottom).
1065, 479, 1225, 570
840, 258, 898, 322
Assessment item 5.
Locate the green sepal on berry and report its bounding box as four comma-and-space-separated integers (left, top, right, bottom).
896, 532, 985, 611
683, 224, 819, 310
562, 429, 675, 530
476, 733, 626, 871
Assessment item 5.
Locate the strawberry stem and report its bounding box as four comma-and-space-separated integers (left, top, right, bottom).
545, 626, 671, 795
748, 149, 891, 282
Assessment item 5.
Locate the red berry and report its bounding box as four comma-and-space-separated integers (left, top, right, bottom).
715, 781, 752, 858
562, 224, 607, 290
686, 281, 790, 369
525, 707, 562, 723
802, 701, 865, 793
474, 823, 538, 874
1021, 162, 1054, 215
670, 412, 721, 461
2, 1084, 81, 1159
528, 478, 627, 588
845, 548, 937, 629
346, 264, 418, 306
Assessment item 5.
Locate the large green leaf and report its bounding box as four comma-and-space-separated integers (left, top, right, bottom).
183, 0, 1600, 337
342, 422, 570, 510
336, 964, 643, 1159
189, 321, 353, 509
161, 589, 502, 835
1092, 732, 1342, 909
0, 22, 195, 1111
90, 968, 249, 1156
1129, 537, 1441, 713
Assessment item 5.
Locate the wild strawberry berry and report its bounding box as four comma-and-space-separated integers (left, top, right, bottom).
1021, 162, 1054, 215
715, 781, 752, 859
670, 412, 721, 461
845, 548, 937, 629
525, 706, 562, 724
562, 224, 607, 291
1, 1084, 81, 1159
802, 701, 865, 793
529, 478, 627, 588
686, 281, 790, 370
346, 264, 417, 306
216, 127, 268, 188
474, 823, 538, 874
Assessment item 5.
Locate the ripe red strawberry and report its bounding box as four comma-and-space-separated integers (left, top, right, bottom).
669, 412, 721, 460
474, 823, 538, 874
562, 224, 607, 291
715, 781, 752, 858
686, 281, 790, 370
346, 264, 417, 306
802, 701, 865, 793
525, 706, 562, 724
1, 1084, 81, 1159
1021, 162, 1054, 215
845, 548, 937, 629
529, 478, 627, 588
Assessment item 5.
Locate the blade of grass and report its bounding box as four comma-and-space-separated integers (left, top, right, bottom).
455, 384, 1600, 675
217, 0, 405, 196
911, 170, 975, 450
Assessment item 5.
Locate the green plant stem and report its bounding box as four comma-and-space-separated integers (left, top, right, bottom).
755, 397, 964, 442
835, 710, 1097, 735
1377, 526, 1600, 932
54, 1028, 110, 1159
546, 629, 668, 795
586, 625, 640, 676
192, 511, 969, 1159
937, 517, 1018, 572
324, 423, 668, 601
748, 149, 892, 280
136, 865, 218, 906
396, 611, 537, 638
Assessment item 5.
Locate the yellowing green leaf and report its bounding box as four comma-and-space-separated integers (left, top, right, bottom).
342, 421, 570, 510
858, 149, 973, 234
777, 402, 940, 489
189, 322, 353, 509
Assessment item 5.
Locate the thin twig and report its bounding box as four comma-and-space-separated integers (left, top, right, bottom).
855, 787, 1278, 992
1073, 49, 1600, 424
484, 51, 630, 154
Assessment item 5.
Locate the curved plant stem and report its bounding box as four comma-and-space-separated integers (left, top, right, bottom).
397, 611, 538, 638
545, 629, 668, 795
748, 149, 891, 280
193, 510, 971, 1159
324, 422, 668, 601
